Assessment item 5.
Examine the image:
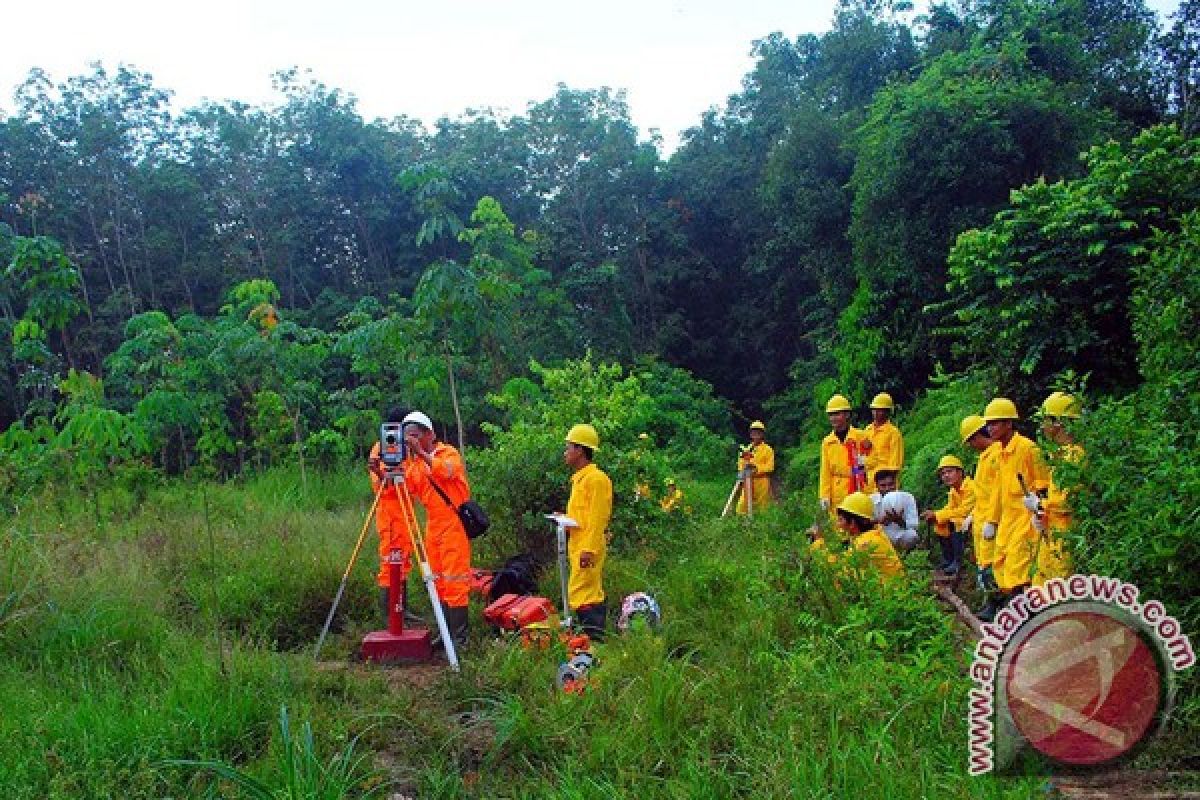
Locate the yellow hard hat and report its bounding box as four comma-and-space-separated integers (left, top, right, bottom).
1041, 391, 1081, 419
749, 420, 766, 431
638, 432, 650, 440
936, 455, 965, 472
565, 424, 600, 450
869, 392, 894, 410
826, 394, 852, 413
960, 415, 986, 444
983, 397, 1019, 421
837, 492, 876, 520
665, 477, 677, 486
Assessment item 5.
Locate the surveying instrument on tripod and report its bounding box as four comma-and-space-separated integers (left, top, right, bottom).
313, 421, 459, 670
721, 448, 756, 518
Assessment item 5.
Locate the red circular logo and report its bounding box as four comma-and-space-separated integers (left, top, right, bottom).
1005, 610, 1163, 766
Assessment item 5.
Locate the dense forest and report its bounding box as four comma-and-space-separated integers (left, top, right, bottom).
1, 0, 1192, 429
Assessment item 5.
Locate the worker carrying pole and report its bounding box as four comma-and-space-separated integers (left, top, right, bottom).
735, 420, 774, 516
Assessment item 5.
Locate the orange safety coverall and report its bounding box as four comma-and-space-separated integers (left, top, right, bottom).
1034, 443, 1084, 586
403, 443, 473, 608
819, 427, 867, 521
864, 420, 904, 493
368, 441, 413, 588
981, 433, 1048, 591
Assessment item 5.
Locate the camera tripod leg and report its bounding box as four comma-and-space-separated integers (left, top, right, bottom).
314, 483, 386, 661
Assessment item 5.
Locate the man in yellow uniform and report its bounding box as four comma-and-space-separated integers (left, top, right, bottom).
736, 420, 774, 514
563, 423, 613, 639
979, 398, 1048, 612
959, 415, 1003, 620
862, 392, 904, 492
819, 395, 867, 525
811, 492, 904, 583
921, 455, 974, 576
1033, 392, 1084, 585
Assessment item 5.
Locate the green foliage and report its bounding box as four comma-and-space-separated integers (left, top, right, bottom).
1067, 212, 1200, 628
846, 42, 1108, 392
943, 125, 1200, 395
164, 706, 391, 800
470, 356, 731, 558
303, 429, 352, 471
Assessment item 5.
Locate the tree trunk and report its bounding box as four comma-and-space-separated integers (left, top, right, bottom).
443, 339, 465, 452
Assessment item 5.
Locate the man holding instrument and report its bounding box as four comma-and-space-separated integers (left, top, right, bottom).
397, 409, 473, 650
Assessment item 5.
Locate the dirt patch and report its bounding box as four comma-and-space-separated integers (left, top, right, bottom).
1051, 770, 1200, 799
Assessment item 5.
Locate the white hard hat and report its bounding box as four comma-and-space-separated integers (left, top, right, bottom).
402, 410, 433, 431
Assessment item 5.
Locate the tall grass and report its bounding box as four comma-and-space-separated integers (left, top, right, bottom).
0, 460, 1189, 797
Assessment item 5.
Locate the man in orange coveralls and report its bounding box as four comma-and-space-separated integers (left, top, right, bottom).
367, 407, 416, 626
369, 408, 473, 649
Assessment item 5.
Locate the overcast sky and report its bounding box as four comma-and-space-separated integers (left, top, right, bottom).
0, 0, 1183, 152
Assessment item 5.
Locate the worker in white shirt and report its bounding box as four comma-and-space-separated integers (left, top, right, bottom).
870, 466, 919, 553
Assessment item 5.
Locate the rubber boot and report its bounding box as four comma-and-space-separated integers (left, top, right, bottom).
946, 531, 965, 576
378, 587, 390, 626
431, 603, 469, 651
575, 603, 608, 641
977, 593, 1004, 623
937, 535, 954, 572
401, 580, 425, 627
444, 604, 469, 650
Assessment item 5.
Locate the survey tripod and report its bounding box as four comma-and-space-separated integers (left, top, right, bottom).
720, 465, 756, 518
313, 465, 460, 670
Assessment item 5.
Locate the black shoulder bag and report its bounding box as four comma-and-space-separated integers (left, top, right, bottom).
427, 474, 490, 540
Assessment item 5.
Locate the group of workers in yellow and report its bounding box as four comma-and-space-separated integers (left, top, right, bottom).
369, 386, 1080, 650
368, 413, 614, 645
798, 390, 1082, 622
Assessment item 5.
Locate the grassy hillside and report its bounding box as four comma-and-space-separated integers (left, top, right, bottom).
0, 467, 1049, 799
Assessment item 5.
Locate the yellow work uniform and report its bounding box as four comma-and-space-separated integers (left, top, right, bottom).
736, 442, 774, 514
982, 433, 1048, 591
1034, 444, 1084, 586
972, 443, 1001, 568
661, 488, 685, 513
933, 476, 976, 537
819, 427, 867, 521
864, 421, 904, 492
850, 527, 905, 582
565, 462, 612, 610
812, 527, 904, 583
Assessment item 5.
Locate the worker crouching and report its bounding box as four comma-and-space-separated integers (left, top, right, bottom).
562, 424, 613, 639
811, 492, 905, 583
921, 456, 974, 576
